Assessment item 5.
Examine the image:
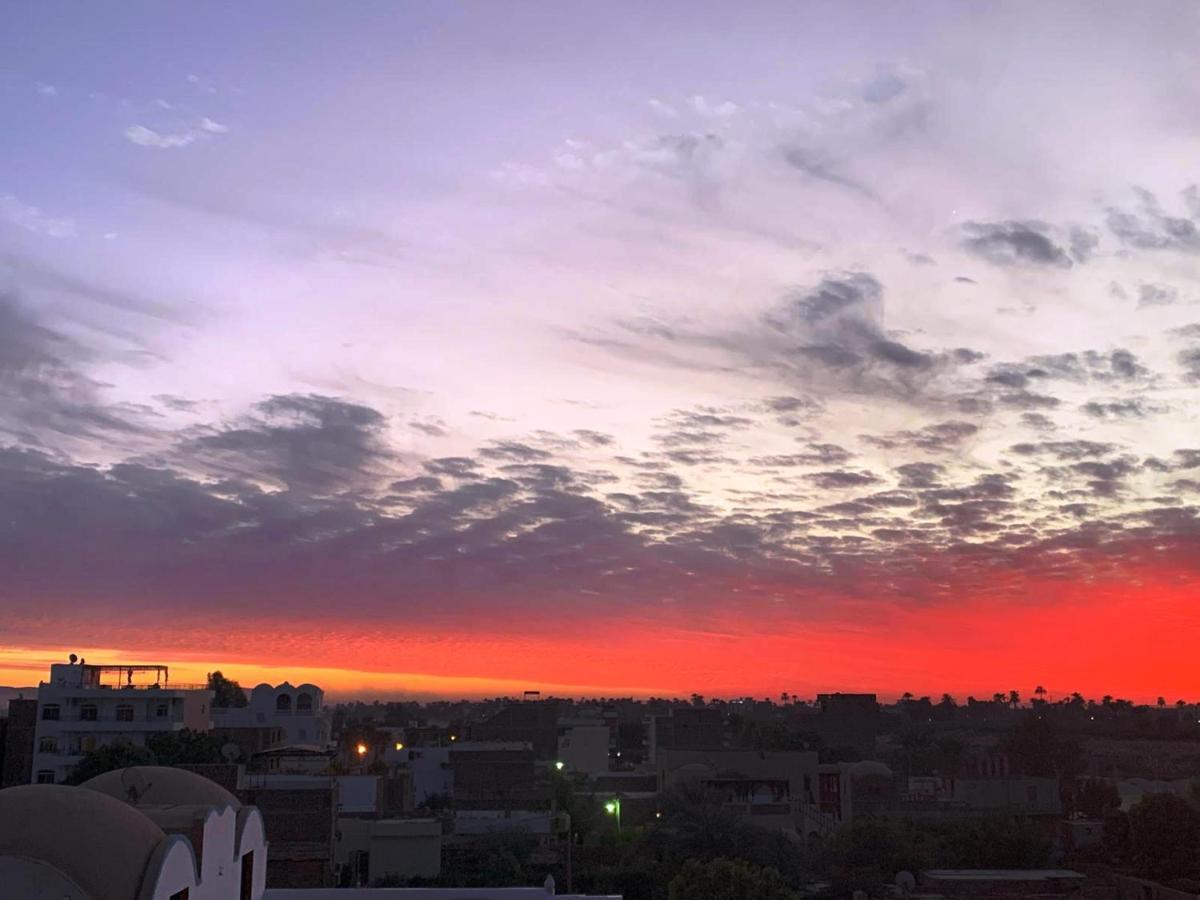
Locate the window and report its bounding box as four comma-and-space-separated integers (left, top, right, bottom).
156, 703, 169, 718
276, 694, 292, 713
239, 850, 255, 900
296, 692, 313, 713
41, 704, 60, 721
116, 704, 134, 722
80, 703, 98, 721
36, 770, 55, 784
38, 737, 57, 753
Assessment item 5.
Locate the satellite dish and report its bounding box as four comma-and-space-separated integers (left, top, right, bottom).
121, 768, 150, 804
69, 653, 78, 664
895, 871, 916, 893
221, 742, 242, 762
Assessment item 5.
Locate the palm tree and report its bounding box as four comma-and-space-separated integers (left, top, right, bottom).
901, 691, 914, 704
1008, 690, 1021, 709
1157, 697, 1166, 709
1034, 685, 1047, 703
992, 692, 1006, 705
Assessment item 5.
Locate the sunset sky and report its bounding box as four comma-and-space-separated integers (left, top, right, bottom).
2, 2, 1200, 701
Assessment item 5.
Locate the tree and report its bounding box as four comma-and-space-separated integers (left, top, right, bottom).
1034, 686, 1047, 703
1127, 793, 1200, 882
668, 858, 796, 900
146, 728, 223, 765
1008, 690, 1021, 709
207, 671, 248, 708
65, 742, 156, 784
1066, 779, 1121, 819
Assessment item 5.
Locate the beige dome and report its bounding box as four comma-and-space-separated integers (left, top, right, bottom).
0, 784, 166, 900
81, 766, 240, 809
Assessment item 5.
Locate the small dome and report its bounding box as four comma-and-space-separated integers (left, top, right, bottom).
0, 784, 166, 900
81, 766, 240, 809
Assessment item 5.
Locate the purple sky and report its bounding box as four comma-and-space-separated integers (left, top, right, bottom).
2, 2, 1200, 698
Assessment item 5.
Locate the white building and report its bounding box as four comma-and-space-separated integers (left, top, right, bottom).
32, 661, 214, 784
0, 766, 268, 900
213, 682, 330, 748
556, 720, 610, 776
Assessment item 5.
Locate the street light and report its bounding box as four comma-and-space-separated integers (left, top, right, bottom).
604, 796, 622, 834
555, 761, 565, 771
355, 742, 368, 757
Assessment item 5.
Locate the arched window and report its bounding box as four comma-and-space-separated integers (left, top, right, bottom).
80, 703, 98, 721
41, 703, 60, 721
116, 704, 134, 722
296, 692, 313, 713
276, 694, 292, 713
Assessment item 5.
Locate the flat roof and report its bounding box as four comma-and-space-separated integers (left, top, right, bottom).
923, 869, 1085, 881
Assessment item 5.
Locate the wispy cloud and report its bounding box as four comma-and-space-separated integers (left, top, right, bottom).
0, 194, 75, 238
123, 117, 229, 149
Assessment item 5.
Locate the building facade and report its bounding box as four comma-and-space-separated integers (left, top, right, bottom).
31, 661, 213, 784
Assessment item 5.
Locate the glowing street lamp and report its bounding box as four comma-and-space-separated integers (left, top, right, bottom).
555, 761, 565, 771
355, 742, 368, 757
604, 796, 622, 834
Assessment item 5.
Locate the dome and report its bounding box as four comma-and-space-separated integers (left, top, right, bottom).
81, 766, 240, 810
0, 784, 166, 900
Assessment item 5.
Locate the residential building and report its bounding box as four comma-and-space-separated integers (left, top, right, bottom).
213, 682, 331, 748
31, 660, 213, 784
556, 718, 610, 775
656, 747, 820, 831
647, 707, 724, 762
335, 818, 441, 886
470, 700, 565, 759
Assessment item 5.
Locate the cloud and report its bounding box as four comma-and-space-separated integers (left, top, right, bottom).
0, 194, 75, 238
178, 393, 395, 492
1106, 188, 1200, 252
961, 221, 1073, 268
123, 117, 229, 150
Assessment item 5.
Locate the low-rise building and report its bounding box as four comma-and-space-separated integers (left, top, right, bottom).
31, 660, 213, 784
213, 682, 331, 748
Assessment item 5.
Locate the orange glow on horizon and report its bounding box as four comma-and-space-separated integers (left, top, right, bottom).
2, 570, 1197, 703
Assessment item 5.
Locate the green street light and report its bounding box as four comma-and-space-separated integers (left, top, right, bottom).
604, 796, 622, 834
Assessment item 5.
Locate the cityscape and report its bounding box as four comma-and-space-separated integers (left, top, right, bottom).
3, 660, 1200, 899
4, 2, 1200, 899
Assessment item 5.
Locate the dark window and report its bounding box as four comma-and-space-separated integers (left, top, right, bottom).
240, 850, 255, 900
36, 770, 55, 784
116, 704, 134, 722
296, 692, 313, 712
80, 704, 98, 721
38, 737, 57, 752
276, 694, 292, 712
41, 704, 60, 721
156, 703, 169, 718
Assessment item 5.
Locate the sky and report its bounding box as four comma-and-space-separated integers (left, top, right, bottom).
2, 2, 1200, 701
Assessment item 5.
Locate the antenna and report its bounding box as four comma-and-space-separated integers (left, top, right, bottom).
121, 768, 150, 805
